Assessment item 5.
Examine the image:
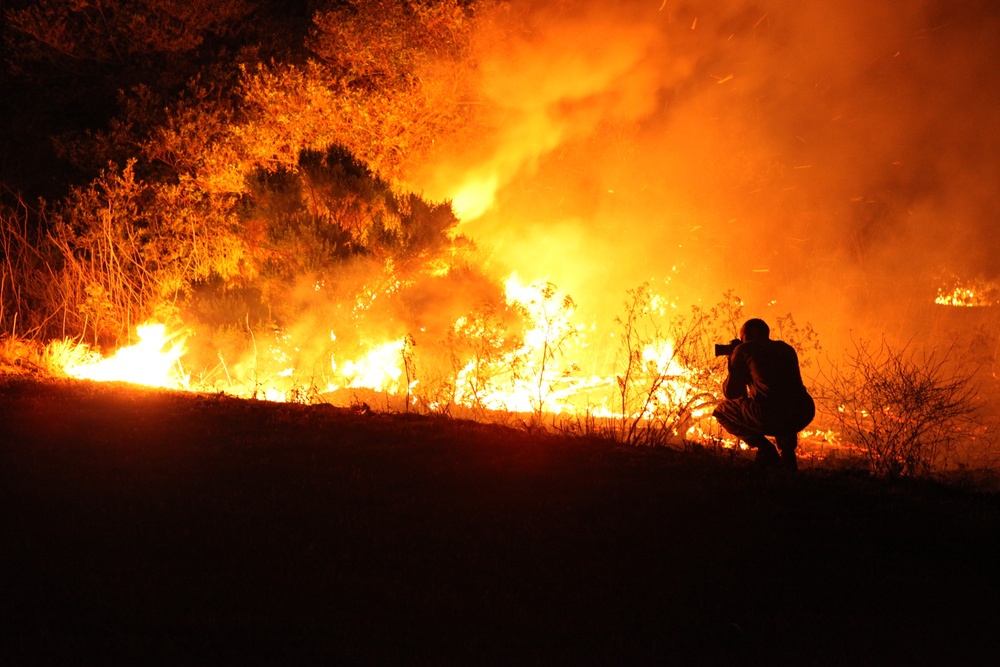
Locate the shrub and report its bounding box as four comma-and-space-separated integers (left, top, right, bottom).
446, 302, 523, 418
604, 285, 738, 447
818, 338, 987, 478
1, 202, 55, 338
46, 161, 243, 346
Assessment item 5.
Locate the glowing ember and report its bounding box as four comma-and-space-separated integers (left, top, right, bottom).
65, 323, 189, 389
935, 279, 998, 307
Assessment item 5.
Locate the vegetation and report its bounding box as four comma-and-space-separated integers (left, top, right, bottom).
1, 1, 996, 478
818, 339, 991, 479
601, 283, 723, 447
1, 0, 498, 348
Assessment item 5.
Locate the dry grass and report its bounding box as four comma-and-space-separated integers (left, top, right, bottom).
0, 334, 105, 378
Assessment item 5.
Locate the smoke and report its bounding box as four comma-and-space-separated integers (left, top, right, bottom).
413, 0, 1000, 349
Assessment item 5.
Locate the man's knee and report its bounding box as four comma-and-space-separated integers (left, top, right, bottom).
775, 433, 797, 453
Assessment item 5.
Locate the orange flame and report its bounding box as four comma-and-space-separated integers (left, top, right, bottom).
935, 277, 999, 307
332, 339, 407, 393
64, 323, 189, 390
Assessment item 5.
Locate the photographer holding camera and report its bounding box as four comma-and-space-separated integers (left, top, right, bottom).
712, 318, 815, 471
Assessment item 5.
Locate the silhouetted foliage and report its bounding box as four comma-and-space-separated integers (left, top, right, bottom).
818, 339, 989, 478
1, 0, 311, 198
240, 145, 460, 281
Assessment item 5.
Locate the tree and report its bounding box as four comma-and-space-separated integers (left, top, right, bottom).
5, 0, 253, 69
237, 0, 486, 184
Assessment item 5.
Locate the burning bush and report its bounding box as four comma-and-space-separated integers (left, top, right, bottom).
41, 161, 244, 346
601, 283, 723, 447
240, 145, 459, 276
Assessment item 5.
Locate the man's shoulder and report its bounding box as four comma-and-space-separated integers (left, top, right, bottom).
741, 338, 785, 351
742, 338, 796, 357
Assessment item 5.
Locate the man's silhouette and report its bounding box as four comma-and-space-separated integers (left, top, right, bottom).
712, 318, 815, 471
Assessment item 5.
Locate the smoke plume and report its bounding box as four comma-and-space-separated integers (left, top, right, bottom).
414, 0, 1000, 348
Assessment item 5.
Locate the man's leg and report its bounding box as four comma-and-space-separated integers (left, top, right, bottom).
747, 434, 781, 466
775, 433, 798, 472
713, 400, 780, 466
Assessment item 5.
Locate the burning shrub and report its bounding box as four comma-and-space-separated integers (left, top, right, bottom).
45, 161, 243, 346
404, 279, 576, 425
589, 287, 822, 450
601, 285, 735, 447
818, 339, 988, 478
443, 302, 523, 417
509, 281, 579, 427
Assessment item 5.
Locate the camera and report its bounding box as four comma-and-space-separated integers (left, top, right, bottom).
714, 339, 741, 357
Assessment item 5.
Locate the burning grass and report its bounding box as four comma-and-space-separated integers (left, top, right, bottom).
4, 271, 994, 479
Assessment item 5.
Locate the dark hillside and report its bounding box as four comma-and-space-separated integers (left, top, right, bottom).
2, 377, 999, 665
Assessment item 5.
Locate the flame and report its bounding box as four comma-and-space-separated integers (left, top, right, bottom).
935, 279, 998, 307
64, 323, 189, 390
54, 278, 712, 432
50, 281, 841, 460
333, 339, 407, 392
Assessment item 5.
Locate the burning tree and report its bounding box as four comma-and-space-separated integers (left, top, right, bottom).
2, 0, 498, 352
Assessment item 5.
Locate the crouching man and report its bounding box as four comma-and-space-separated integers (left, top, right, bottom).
713, 318, 815, 471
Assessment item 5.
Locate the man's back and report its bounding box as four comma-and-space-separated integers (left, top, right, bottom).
727, 338, 806, 403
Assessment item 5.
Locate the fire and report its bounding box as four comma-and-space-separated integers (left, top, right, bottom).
46, 274, 842, 458
450, 173, 498, 221
52, 277, 724, 436
333, 339, 407, 393
935, 279, 998, 307
64, 323, 189, 390
45, 288, 846, 463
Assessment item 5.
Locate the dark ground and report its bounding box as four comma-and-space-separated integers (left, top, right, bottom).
2, 377, 1000, 666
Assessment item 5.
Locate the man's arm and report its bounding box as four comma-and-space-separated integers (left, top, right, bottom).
722, 347, 750, 399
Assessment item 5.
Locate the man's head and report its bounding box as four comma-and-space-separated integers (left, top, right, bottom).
739, 318, 770, 342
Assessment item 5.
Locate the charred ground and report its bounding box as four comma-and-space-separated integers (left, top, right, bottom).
2, 376, 1000, 665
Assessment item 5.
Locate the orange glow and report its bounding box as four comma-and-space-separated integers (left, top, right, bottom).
333, 339, 407, 393
451, 173, 499, 221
